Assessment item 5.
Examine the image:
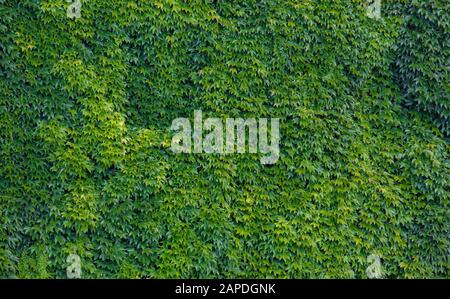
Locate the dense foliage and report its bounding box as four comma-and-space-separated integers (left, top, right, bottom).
0, 0, 448, 278
390, 0, 449, 135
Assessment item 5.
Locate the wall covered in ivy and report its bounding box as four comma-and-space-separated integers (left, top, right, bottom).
389, 0, 449, 135
0, 0, 448, 278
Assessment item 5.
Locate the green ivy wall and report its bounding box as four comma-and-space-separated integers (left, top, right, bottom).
0, 0, 448, 278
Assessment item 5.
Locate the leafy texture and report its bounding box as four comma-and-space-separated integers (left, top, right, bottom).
0, 0, 448, 278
